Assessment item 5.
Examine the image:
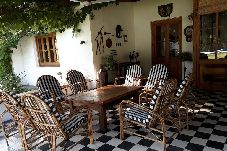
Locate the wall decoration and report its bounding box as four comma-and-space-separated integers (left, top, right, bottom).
95, 26, 105, 55
184, 25, 193, 42
106, 38, 112, 48
116, 43, 121, 47
116, 25, 123, 38
80, 40, 86, 45
104, 32, 111, 35
188, 13, 193, 21
110, 50, 117, 56
123, 35, 128, 42
129, 51, 139, 62
158, 3, 173, 17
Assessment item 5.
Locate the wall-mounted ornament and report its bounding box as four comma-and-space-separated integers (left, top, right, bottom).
188, 13, 193, 21
104, 32, 111, 35
110, 49, 117, 56
80, 40, 86, 45
123, 35, 128, 42
116, 43, 121, 47
158, 3, 173, 17
129, 51, 139, 62
95, 26, 104, 55
184, 26, 193, 42
116, 25, 123, 38
106, 38, 112, 48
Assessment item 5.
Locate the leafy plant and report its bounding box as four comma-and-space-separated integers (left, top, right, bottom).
0, 73, 26, 93
103, 55, 117, 70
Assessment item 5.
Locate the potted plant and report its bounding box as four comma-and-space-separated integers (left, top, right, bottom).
103, 55, 117, 70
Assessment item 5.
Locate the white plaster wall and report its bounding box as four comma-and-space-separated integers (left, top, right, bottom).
11, 44, 27, 85
133, 0, 193, 75
90, 3, 135, 82
12, 17, 96, 89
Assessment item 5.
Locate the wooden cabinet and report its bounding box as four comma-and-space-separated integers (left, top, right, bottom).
193, 0, 227, 90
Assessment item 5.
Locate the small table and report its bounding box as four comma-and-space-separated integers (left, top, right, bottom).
67, 85, 142, 132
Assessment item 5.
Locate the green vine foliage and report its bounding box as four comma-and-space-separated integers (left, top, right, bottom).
0, 0, 118, 92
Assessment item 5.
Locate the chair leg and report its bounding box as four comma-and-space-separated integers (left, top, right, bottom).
87, 109, 94, 144
177, 107, 183, 134
51, 135, 56, 151
161, 120, 166, 151
18, 123, 29, 151
0, 117, 9, 146
119, 106, 124, 140
186, 105, 189, 129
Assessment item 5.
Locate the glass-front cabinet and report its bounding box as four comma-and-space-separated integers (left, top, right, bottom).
196, 9, 227, 90
200, 11, 227, 60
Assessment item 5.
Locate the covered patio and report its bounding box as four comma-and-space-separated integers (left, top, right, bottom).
0, 0, 227, 151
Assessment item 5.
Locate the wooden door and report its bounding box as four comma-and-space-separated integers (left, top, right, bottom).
151, 17, 182, 81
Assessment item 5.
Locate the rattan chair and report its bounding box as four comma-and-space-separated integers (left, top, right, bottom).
119, 79, 177, 151
169, 73, 195, 130
144, 64, 168, 90
21, 93, 94, 151
0, 91, 34, 150
66, 70, 91, 95
114, 64, 142, 86
37, 75, 73, 113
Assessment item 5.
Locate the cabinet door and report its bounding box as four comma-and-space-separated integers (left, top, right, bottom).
218, 11, 227, 59
200, 13, 216, 59
151, 17, 182, 81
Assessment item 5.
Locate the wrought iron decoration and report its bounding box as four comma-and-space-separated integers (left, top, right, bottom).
184, 26, 193, 42
95, 26, 104, 55
158, 3, 173, 17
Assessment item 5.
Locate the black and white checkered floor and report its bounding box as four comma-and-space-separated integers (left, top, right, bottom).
1, 89, 227, 151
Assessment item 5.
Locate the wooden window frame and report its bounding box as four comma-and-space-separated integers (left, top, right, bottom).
35, 33, 60, 67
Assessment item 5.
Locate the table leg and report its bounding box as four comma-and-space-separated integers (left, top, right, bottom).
98, 105, 107, 133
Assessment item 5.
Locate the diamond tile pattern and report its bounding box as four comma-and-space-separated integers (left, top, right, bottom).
0, 89, 227, 151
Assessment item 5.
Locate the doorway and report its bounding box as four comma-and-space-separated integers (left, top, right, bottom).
151, 17, 182, 81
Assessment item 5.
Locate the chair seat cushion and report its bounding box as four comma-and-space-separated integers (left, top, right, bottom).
124, 106, 151, 124
62, 114, 86, 134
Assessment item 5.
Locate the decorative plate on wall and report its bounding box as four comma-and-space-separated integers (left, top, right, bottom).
106, 38, 112, 48
158, 3, 173, 17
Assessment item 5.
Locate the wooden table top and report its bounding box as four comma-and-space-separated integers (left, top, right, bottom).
66, 85, 142, 105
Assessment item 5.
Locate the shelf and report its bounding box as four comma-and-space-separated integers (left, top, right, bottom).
199, 59, 227, 64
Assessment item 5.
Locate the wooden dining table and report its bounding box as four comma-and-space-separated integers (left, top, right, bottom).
66, 85, 142, 132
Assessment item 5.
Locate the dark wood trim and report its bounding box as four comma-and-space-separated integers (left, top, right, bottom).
193, 0, 199, 87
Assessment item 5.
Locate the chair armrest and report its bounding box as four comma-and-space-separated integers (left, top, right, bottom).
139, 90, 154, 105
